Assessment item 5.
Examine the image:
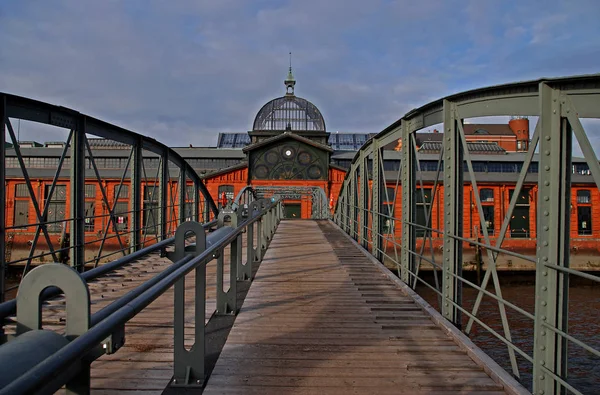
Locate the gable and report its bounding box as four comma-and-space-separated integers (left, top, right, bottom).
249, 137, 330, 181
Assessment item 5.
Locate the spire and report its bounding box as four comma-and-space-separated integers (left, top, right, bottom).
284, 52, 296, 95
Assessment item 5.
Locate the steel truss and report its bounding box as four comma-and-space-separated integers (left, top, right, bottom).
333, 75, 600, 395
1, 93, 219, 301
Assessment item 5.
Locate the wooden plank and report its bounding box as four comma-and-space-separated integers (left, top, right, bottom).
203, 221, 508, 394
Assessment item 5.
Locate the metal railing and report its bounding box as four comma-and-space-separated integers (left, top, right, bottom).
333, 75, 600, 395
0, 197, 282, 394
1, 93, 220, 301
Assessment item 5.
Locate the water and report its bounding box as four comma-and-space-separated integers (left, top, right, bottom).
418, 277, 600, 393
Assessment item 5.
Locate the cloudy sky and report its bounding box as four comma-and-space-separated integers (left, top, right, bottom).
1, 0, 599, 147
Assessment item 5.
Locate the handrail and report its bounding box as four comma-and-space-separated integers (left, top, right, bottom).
0, 198, 282, 394
0, 219, 218, 324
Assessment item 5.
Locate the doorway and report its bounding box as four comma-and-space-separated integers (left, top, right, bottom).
284, 204, 301, 219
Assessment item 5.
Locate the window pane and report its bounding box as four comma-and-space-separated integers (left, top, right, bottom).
578, 206, 592, 235
84, 201, 95, 232
577, 190, 591, 204
14, 200, 29, 227
480, 206, 495, 236
479, 188, 494, 202
85, 184, 96, 198
416, 188, 432, 204
114, 184, 129, 199
510, 206, 529, 238
112, 201, 129, 231
15, 184, 29, 197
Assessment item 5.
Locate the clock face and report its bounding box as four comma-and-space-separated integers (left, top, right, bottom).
251, 140, 327, 180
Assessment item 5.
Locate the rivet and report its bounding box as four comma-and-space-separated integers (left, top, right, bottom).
543, 241, 548, 246
540, 375, 545, 380
544, 211, 549, 216
447, 137, 451, 141
544, 150, 550, 155
446, 248, 450, 252
546, 136, 551, 141
541, 331, 546, 336
543, 257, 548, 262
543, 226, 549, 231
543, 271, 548, 276
541, 360, 546, 366
542, 286, 547, 291
446, 276, 450, 279
544, 166, 550, 171
541, 345, 546, 350
544, 196, 549, 201
544, 181, 550, 186
446, 258, 450, 262
445, 303, 449, 306
540, 390, 545, 395
542, 316, 547, 321
446, 285, 449, 289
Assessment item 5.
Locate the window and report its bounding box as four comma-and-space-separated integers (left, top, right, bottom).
479, 188, 495, 236
45, 185, 67, 233
415, 188, 432, 237
577, 207, 592, 235
508, 188, 530, 238
381, 202, 394, 235
14, 200, 29, 227
84, 184, 96, 232
184, 185, 195, 222
113, 202, 129, 232
577, 190, 591, 204
481, 206, 495, 236
114, 184, 129, 199
143, 186, 159, 234
384, 187, 396, 202
576, 189, 592, 235
218, 185, 235, 208
479, 188, 494, 203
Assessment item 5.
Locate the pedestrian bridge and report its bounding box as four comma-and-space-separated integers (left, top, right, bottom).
2, 75, 600, 394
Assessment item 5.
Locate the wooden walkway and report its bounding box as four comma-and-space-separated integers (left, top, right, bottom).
203, 221, 508, 395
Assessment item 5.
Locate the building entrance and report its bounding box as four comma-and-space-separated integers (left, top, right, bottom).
253, 186, 330, 219
284, 204, 301, 219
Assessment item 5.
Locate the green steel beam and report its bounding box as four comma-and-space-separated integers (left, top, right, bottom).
442, 100, 463, 326
371, 139, 382, 261
0, 94, 5, 303
533, 83, 571, 395
130, 138, 143, 252
400, 120, 415, 285
70, 119, 86, 272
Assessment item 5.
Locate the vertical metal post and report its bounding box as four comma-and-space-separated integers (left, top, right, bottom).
130, 138, 142, 252
533, 83, 570, 395
255, 217, 263, 263
70, 118, 86, 272
350, 168, 358, 239
0, 95, 6, 303
193, 180, 200, 222
372, 140, 382, 261
159, 149, 169, 241
358, 151, 368, 248
401, 121, 415, 284
442, 100, 463, 326
246, 221, 255, 276
179, 167, 186, 225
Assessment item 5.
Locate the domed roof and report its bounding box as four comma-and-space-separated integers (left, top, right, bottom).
252, 95, 326, 132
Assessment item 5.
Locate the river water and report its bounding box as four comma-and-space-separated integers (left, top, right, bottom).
417, 277, 600, 393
